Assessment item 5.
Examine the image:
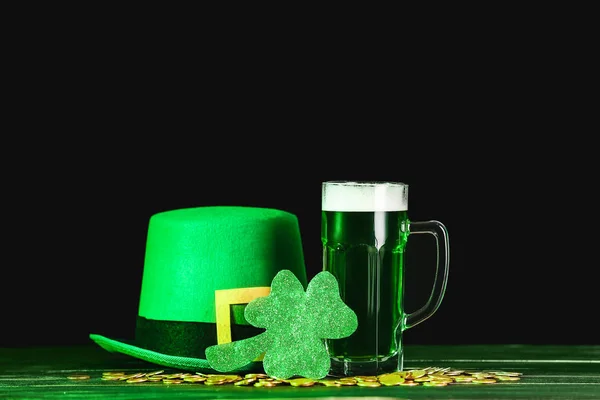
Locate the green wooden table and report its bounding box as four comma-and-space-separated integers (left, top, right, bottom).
1, 344, 599, 399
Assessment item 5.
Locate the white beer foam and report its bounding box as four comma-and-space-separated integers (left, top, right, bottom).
322, 181, 408, 211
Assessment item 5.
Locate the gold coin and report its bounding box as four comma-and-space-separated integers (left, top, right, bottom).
205, 377, 227, 384
454, 376, 474, 382
378, 374, 405, 386
67, 374, 91, 380
318, 379, 342, 387
497, 375, 521, 381
126, 377, 148, 383
423, 381, 448, 387
204, 380, 225, 385
494, 371, 523, 377
429, 367, 450, 373
357, 381, 381, 387
245, 373, 269, 379
120, 373, 144, 380
163, 379, 183, 384
101, 375, 122, 381
234, 378, 256, 386
390, 371, 410, 379
254, 381, 277, 387
430, 376, 453, 383
414, 377, 432, 382
399, 381, 420, 386
445, 370, 464, 376
183, 376, 206, 383
289, 378, 316, 387
408, 369, 427, 379
355, 375, 379, 382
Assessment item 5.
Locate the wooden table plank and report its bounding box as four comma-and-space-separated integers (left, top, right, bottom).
1, 344, 599, 399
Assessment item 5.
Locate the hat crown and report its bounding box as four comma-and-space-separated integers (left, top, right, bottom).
138, 206, 308, 324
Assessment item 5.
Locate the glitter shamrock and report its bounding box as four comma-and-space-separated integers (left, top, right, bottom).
205, 269, 358, 379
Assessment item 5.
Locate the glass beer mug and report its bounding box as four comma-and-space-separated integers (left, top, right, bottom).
322, 181, 450, 376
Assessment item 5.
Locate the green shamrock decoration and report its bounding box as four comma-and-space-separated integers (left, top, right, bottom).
205, 269, 358, 379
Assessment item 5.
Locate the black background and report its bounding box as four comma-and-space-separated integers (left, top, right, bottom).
1, 18, 598, 349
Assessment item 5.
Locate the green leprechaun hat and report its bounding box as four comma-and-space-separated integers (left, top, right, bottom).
90, 205, 308, 372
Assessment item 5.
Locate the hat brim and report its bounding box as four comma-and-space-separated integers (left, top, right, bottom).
89, 334, 262, 373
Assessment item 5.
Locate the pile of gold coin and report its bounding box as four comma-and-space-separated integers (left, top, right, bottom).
88, 367, 522, 387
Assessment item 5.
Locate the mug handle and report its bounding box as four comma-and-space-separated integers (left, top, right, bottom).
403, 220, 450, 330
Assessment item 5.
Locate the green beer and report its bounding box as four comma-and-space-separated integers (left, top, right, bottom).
322, 210, 408, 363
322, 181, 450, 376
